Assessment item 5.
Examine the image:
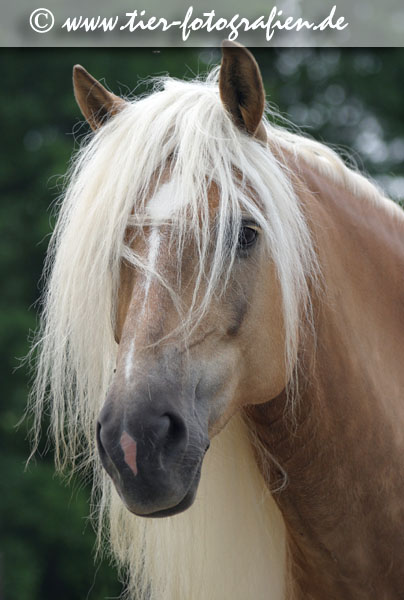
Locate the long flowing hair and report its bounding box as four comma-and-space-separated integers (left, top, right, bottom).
28, 68, 388, 598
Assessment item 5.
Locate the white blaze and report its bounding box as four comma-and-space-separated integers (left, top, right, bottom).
125, 222, 161, 383
143, 226, 161, 301
147, 180, 186, 221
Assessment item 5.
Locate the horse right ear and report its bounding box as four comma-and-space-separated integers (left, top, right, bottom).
73, 65, 127, 131
219, 40, 266, 142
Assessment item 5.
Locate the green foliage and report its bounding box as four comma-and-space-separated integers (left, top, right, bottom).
1, 48, 403, 599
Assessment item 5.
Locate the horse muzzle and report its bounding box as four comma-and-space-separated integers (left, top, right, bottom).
96, 392, 210, 517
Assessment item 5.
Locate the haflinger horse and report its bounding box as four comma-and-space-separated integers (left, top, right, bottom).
29, 41, 404, 599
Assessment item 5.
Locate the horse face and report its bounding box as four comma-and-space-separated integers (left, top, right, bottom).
89, 42, 287, 516
96, 184, 287, 517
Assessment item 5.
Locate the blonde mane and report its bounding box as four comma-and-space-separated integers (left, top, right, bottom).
28, 68, 392, 599
268, 120, 403, 220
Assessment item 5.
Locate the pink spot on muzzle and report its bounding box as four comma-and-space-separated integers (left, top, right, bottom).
120, 431, 138, 476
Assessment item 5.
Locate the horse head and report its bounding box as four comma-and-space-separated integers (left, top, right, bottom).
73, 43, 291, 517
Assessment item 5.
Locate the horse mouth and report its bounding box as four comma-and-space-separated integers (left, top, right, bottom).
97, 421, 207, 518
96, 400, 210, 518
132, 461, 203, 518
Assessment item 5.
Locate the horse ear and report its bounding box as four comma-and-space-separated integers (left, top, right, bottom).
73, 65, 127, 130
219, 40, 266, 140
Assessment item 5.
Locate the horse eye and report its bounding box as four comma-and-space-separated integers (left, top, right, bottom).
237, 225, 259, 251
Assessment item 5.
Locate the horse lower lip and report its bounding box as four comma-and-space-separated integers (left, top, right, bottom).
122, 457, 203, 518
136, 486, 197, 518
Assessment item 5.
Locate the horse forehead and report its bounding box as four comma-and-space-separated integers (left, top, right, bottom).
146, 180, 184, 221
146, 178, 220, 222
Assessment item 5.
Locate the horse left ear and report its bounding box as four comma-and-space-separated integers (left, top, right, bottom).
73, 65, 127, 130
219, 40, 266, 141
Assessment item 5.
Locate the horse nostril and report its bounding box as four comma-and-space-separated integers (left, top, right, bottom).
96, 420, 108, 462
96, 419, 124, 485
160, 412, 188, 452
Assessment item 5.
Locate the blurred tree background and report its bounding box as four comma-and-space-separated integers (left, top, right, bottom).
1, 48, 404, 600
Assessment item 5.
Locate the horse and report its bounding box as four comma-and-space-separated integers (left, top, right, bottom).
29, 41, 404, 599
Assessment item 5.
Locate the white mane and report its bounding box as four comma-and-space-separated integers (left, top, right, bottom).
28, 69, 389, 599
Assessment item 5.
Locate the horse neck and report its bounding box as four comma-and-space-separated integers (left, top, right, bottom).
246, 155, 404, 600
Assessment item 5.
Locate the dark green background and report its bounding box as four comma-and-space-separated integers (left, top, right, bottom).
1, 48, 404, 599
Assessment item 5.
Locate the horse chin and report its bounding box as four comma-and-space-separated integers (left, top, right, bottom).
133, 479, 199, 518
115, 456, 203, 519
